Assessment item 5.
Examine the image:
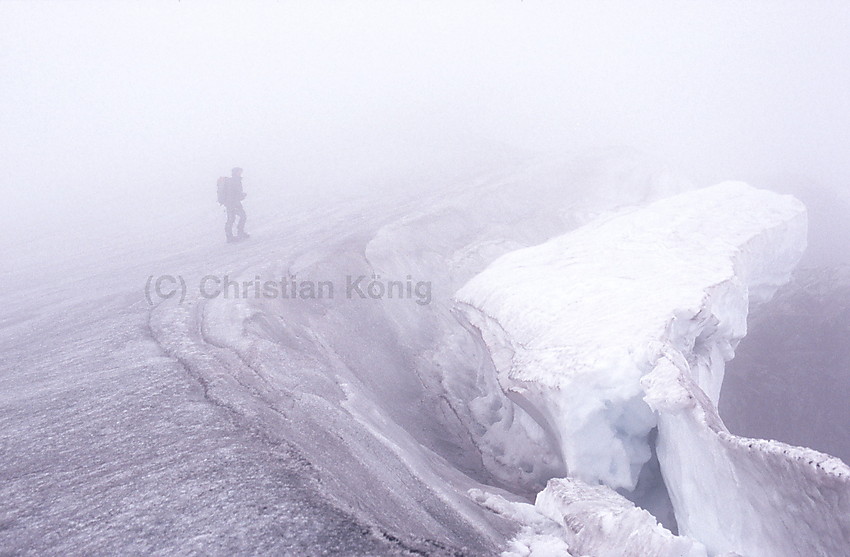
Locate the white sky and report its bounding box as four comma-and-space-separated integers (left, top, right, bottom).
2, 1, 850, 253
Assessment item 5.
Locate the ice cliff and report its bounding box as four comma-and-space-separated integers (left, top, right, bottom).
457, 182, 850, 555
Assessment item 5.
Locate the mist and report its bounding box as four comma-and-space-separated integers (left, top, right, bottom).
5, 3, 850, 555
3, 1, 850, 265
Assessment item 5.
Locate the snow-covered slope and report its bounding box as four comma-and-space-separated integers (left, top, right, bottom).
456, 182, 850, 555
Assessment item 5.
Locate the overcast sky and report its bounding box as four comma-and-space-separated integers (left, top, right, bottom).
2, 1, 849, 257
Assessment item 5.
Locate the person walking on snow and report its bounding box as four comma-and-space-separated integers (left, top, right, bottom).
219, 166, 249, 243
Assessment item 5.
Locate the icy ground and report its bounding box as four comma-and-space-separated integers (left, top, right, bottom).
2, 153, 848, 556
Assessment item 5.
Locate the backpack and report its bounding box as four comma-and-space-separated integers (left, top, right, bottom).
216, 176, 228, 205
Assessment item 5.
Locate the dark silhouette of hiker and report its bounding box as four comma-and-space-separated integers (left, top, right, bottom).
220, 167, 249, 243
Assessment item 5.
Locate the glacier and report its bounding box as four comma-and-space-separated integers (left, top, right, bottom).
5, 151, 850, 555
456, 182, 850, 555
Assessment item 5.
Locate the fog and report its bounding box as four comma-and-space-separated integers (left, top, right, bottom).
3, 1, 850, 261
4, 4, 850, 554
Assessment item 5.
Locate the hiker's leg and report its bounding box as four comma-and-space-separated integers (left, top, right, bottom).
225, 206, 236, 240
235, 203, 247, 236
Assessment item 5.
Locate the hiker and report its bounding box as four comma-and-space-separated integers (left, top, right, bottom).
218, 167, 249, 243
